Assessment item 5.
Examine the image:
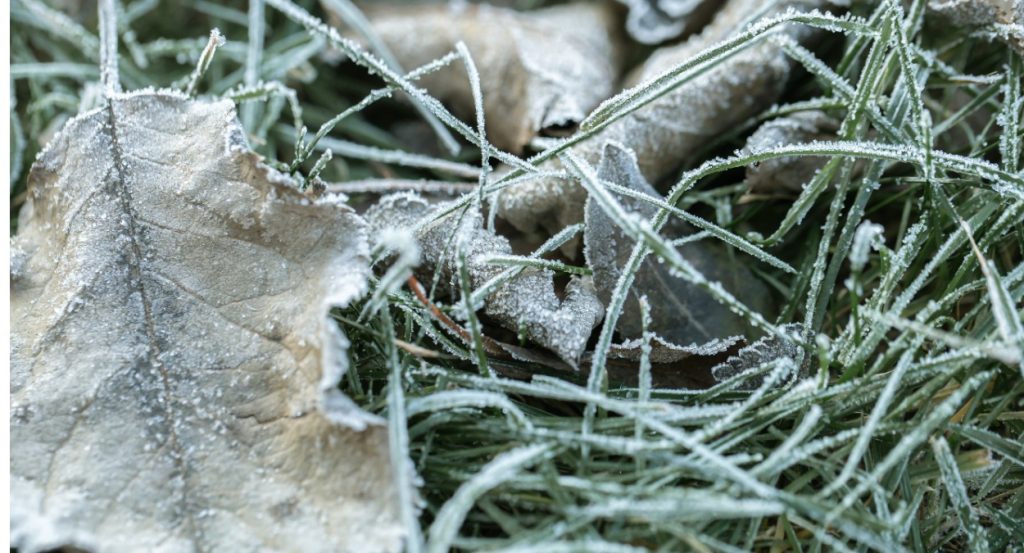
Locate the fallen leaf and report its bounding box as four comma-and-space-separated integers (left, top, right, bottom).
10, 90, 401, 553
365, 192, 603, 365
342, 1, 624, 153
743, 110, 839, 194
497, 0, 828, 245
584, 141, 772, 346
616, 0, 725, 44
710, 323, 807, 385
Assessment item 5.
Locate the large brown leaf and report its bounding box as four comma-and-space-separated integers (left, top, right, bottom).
10, 91, 401, 553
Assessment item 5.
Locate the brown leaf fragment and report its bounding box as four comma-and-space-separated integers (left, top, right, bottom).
584, 141, 772, 347
497, 0, 830, 245
929, 0, 1024, 52
10, 91, 401, 553
365, 192, 603, 365
710, 323, 808, 386
343, 1, 624, 153
743, 110, 839, 194
616, 0, 725, 45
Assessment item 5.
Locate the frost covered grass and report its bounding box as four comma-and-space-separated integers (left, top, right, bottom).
10, 0, 1024, 551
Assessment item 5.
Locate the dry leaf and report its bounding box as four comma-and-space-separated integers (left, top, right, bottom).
929, 0, 1024, 52
10, 90, 401, 553
617, 0, 724, 44
365, 192, 603, 365
710, 323, 807, 385
498, 0, 827, 244
344, 2, 623, 153
743, 110, 839, 194
584, 142, 772, 346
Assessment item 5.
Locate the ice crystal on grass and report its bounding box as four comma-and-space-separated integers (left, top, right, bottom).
608, 333, 742, 363
184, 28, 226, 96
98, 0, 121, 93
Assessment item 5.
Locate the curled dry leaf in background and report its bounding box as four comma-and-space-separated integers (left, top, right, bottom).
617, 0, 725, 44
341, 1, 623, 153
585, 142, 772, 348
10, 91, 401, 553
928, 0, 1024, 52
365, 193, 603, 365
743, 110, 839, 194
498, 0, 829, 245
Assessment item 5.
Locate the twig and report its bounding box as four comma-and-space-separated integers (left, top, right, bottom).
406, 276, 504, 356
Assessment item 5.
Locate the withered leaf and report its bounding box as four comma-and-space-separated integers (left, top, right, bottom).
365, 192, 603, 365
710, 323, 807, 385
743, 110, 839, 194
497, 0, 827, 241
10, 91, 401, 553
584, 142, 772, 347
345, 2, 623, 153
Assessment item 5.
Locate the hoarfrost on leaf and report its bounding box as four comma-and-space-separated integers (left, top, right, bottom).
10, 90, 401, 553
365, 192, 603, 366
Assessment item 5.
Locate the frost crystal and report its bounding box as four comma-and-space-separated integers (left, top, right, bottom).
849, 220, 885, 272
